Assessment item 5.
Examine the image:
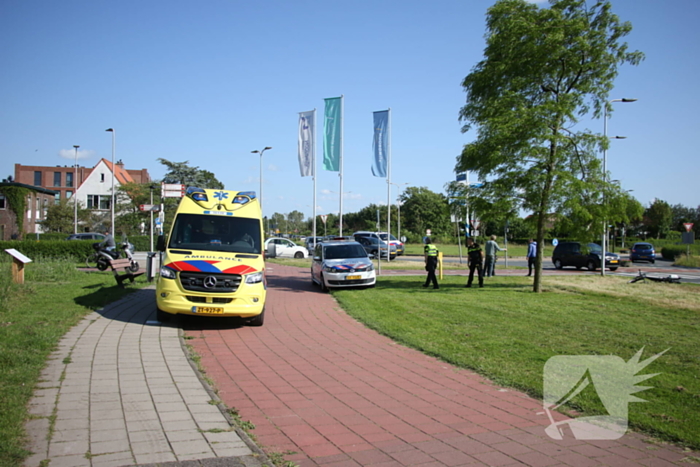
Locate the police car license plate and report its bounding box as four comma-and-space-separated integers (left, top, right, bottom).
195, 306, 223, 314
346, 275, 361, 280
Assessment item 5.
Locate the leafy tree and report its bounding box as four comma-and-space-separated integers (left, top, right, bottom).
670, 203, 698, 234
643, 199, 673, 239
114, 182, 161, 237
456, 0, 643, 291
398, 187, 451, 241
158, 159, 223, 190
42, 199, 91, 233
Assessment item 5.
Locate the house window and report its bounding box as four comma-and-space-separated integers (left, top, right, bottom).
66, 172, 74, 188
34, 171, 42, 186
66, 191, 73, 199
0, 193, 5, 209
100, 173, 105, 182
54, 172, 61, 187
87, 195, 111, 210
54, 193, 60, 204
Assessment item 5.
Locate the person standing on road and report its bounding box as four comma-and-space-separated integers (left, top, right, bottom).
484, 235, 506, 277
423, 237, 439, 289
527, 238, 537, 276
465, 237, 484, 288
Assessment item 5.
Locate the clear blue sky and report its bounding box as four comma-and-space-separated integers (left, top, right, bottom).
1, 0, 698, 221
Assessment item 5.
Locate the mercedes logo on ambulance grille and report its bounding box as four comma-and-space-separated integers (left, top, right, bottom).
203, 276, 217, 288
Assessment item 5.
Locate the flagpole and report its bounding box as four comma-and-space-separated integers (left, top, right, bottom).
339, 95, 344, 236
386, 108, 392, 262
312, 108, 317, 249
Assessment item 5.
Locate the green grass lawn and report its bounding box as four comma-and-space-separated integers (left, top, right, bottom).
0, 258, 148, 466
332, 274, 700, 450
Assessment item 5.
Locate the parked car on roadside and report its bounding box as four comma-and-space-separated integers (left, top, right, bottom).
265, 237, 308, 259
311, 240, 376, 291
66, 232, 106, 241
552, 241, 620, 271
354, 234, 397, 260
629, 242, 656, 264
305, 236, 324, 253
378, 232, 405, 255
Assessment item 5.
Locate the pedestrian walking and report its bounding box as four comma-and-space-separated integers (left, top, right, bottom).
484, 235, 506, 277
465, 237, 484, 288
423, 237, 439, 289
527, 238, 537, 276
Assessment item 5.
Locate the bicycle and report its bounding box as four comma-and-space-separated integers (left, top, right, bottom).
628, 269, 681, 284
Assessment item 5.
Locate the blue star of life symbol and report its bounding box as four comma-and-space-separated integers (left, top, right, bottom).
213, 191, 229, 201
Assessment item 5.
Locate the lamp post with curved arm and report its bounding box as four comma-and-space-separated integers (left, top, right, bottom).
73, 145, 79, 234
602, 98, 636, 276
251, 147, 272, 219
105, 128, 115, 236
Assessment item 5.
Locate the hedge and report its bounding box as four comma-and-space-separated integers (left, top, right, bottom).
0, 240, 93, 261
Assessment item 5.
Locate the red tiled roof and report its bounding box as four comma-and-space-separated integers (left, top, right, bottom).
101, 158, 134, 184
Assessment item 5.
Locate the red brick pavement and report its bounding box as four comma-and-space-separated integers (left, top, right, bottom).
186, 264, 697, 466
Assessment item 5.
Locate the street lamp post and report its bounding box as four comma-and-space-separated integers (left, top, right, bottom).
73, 145, 79, 234
602, 98, 636, 276
149, 185, 156, 252
105, 128, 115, 236
389, 182, 408, 241
251, 147, 272, 220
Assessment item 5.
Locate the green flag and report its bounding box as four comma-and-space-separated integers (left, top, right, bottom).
323, 97, 342, 172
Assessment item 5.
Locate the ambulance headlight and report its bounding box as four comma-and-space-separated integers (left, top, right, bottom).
160, 267, 177, 279
245, 272, 264, 284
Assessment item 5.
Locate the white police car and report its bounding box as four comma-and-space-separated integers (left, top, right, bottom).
311, 240, 376, 291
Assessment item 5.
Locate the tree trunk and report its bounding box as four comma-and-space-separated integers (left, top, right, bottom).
533, 139, 558, 293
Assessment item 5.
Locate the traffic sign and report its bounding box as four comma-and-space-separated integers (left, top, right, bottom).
552, 238, 559, 246
139, 204, 160, 212
320, 215, 328, 224
162, 183, 185, 198
684, 222, 694, 232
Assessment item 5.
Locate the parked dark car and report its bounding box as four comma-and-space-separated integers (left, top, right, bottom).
354, 235, 397, 259
66, 232, 106, 241
629, 242, 656, 264
552, 241, 620, 271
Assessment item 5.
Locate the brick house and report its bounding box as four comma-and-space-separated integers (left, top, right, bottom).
14, 160, 150, 206
0, 181, 58, 240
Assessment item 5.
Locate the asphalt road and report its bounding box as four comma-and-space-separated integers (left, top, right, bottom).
390, 254, 700, 284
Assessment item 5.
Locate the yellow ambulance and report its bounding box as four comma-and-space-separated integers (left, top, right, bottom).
155, 187, 266, 325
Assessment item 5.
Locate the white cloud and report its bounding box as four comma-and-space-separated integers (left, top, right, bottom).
59, 148, 95, 160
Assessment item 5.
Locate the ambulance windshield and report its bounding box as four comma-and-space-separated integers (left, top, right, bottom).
168, 213, 261, 254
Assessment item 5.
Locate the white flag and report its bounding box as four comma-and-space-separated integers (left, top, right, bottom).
298, 110, 315, 177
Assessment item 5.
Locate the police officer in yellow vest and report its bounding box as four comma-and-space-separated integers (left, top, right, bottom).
423, 237, 439, 289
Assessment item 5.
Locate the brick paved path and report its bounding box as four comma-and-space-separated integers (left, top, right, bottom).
186, 264, 697, 466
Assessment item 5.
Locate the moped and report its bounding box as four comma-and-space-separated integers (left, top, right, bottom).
86, 241, 139, 272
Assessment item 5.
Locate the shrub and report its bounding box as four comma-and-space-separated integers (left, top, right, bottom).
661, 246, 687, 261
0, 240, 92, 261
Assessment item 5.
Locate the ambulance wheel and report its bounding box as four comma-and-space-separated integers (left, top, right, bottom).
248, 308, 265, 327
156, 307, 171, 322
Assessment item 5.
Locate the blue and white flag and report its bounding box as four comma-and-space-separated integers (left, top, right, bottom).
298, 110, 315, 177
372, 110, 389, 177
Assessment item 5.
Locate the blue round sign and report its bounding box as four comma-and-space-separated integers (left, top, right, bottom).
552, 238, 559, 246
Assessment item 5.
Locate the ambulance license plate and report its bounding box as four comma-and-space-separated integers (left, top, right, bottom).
196, 306, 224, 314
346, 275, 361, 280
